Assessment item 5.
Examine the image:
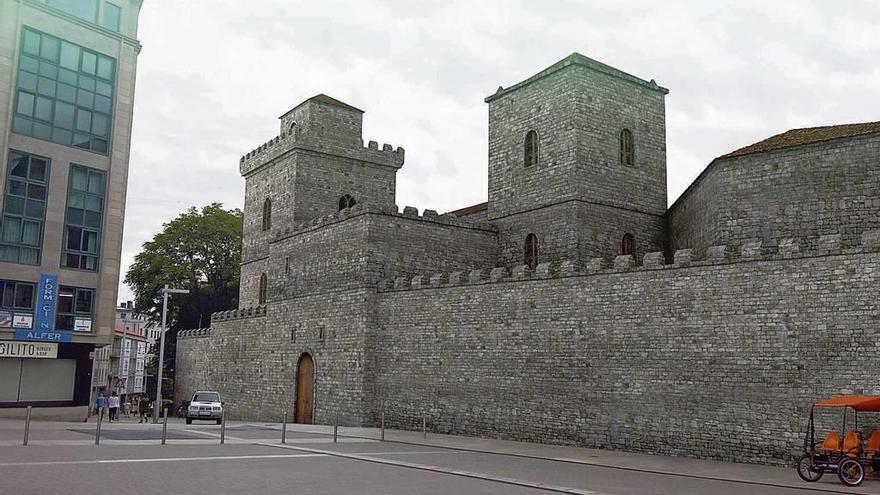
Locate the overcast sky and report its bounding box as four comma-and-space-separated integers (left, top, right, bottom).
119, 0, 880, 301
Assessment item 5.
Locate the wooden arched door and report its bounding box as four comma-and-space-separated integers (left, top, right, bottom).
295, 353, 314, 424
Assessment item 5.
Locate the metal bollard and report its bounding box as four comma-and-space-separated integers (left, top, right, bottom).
333, 412, 338, 443
95, 409, 102, 445
161, 408, 168, 445
380, 403, 385, 442
422, 410, 427, 439
281, 411, 287, 444
23, 406, 32, 446
220, 414, 226, 445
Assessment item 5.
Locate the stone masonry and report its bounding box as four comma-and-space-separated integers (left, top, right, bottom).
176, 53, 880, 465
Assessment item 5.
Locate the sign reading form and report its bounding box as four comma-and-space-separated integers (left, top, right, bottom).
0, 341, 58, 359
16, 274, 73, 343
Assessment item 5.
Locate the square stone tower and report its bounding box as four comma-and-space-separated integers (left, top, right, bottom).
486, 53, 668, 267
237, 94, 404, 306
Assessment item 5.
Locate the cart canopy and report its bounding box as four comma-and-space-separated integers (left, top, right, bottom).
815, 396, 880, 411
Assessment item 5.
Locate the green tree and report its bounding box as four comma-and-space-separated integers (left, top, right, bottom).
126, 203, 242, 401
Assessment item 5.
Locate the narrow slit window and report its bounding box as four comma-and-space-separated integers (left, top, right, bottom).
524, 130, 538, 168
620, 128, 634, 166
524, 233, 538, 270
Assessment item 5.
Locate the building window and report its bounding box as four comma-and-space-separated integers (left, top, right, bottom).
102, 2, 122, 32
524, 233, 538, 270
47, 0, 99, 22
0, 280, 35, 311
620, 128, 634, 166
13, 27, 115, 154
62, 165, 105, 271
262, 198, 271, 231
0, 151, 49, 265
258, 273, 267, 305
284, 256, 290, 275
621, 233, 635, 256
338, 194, 356, 211
524, 130, 538, 167
56, 286, 94, 332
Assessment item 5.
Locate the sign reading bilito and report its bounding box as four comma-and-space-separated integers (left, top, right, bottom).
0, 341, 58, 359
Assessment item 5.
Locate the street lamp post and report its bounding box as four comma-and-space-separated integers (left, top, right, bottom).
153, 284, 189, 424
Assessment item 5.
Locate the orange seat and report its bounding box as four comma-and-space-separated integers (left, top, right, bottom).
817, 432, 841, 452
865, 431, 880, 453
842, 430, 862, 458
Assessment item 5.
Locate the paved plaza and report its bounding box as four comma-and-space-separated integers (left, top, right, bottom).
0, 417, 874, 495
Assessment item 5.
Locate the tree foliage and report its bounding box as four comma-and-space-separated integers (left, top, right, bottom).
125, 203, 242, 400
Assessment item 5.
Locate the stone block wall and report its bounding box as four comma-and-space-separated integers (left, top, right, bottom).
371, 234, 880, 465
264, 205, 498, 300
667, 133, 880, 252
176, 289, 374, 425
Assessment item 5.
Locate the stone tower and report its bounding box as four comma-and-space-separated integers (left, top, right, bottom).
486, 53, 668, 267
237, 94, 405, 306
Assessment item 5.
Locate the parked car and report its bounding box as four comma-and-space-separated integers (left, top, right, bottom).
185, 391, 223, 425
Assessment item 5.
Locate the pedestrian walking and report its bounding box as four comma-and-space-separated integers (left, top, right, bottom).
108, 392, 120, 422
96, 392, 106, 420
138, 394, 150, 423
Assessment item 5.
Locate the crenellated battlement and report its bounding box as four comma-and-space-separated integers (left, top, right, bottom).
177, 328, 212, 339
210, 305, 267, 323
378, 230, 880, 292
271, 203, 496, 243
239, 127, 405, 176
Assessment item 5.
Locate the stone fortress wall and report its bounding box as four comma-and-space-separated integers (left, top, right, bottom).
176, 53, 880, 466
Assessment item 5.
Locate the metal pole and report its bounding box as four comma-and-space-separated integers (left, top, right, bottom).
23, 406, 32, 446
154, 286, 169, 424
95, 408, 102, 445
422, 410, 426, 439
220, 414, 226, 445
281, 411, 287, 444
380, 402, 385, 442
333, 412, 338, 443
161, 407, 168, 445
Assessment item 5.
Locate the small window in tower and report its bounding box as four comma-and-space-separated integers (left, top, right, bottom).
262, 198, 272, 231
621, 233, 635, 256
524, 233, 538, 270
338, 194, 356, 211
258, 273, 267, 305
620, 128, 634, 166
524, 130, 539, 168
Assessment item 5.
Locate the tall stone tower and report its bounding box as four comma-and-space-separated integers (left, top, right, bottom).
238, 94, 404, 306
486, 53, 668, 267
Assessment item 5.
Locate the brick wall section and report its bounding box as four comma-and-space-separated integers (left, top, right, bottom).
370, 237, 880, 465
667, 133, 880, 252
177, 289, 374, 425
268, 206, 498, 299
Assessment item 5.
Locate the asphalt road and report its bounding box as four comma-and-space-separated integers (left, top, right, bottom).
0, 421, 872, 495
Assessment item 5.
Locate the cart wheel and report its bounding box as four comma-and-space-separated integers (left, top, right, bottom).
837, 458, 864, 487
796, 454, 823, 482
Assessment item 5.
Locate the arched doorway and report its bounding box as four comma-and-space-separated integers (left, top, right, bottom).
295, 353, 315, 424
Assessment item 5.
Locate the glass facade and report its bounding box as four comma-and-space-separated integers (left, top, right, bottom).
0, 280, 35, 311
103, 3, 122, 32
47, 0, 99, 23
0, 151, 49, 265
56, 286, 94, 332
13, 27, 115, 154
62, 165, 105, 271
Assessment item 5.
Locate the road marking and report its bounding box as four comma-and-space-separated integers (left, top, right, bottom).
0, 453, 328, 467
255, 441, 609, 495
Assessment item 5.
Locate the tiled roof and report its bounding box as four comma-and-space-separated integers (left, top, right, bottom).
447, 202, 488, 217
281, 94, 363, 118
724, 121, 880, 158
485, 52, 668, 103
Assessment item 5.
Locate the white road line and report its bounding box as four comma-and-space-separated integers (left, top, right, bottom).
0, 453, 328, 467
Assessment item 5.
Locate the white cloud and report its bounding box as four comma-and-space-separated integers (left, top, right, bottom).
118, 0, 880, 300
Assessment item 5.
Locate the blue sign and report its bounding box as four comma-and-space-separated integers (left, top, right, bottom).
14, 330, 73, 342
33, 273, 58, 333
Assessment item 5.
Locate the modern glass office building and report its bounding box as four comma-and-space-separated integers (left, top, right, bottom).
0, 0, 143, 419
